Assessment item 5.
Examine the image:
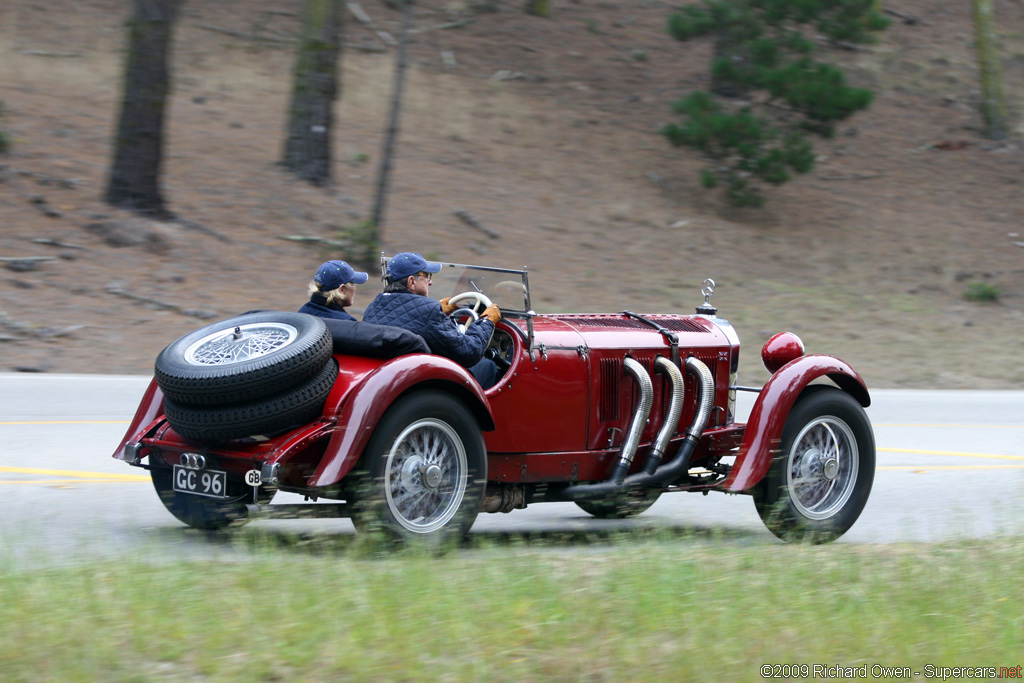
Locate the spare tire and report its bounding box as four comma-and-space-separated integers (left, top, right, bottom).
155, 311, 332, 406
164, 358, 339, 443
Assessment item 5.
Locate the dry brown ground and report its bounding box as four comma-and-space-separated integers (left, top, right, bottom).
1, 0, 1023, 389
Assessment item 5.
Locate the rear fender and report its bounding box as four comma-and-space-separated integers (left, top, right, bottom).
112, 377, 165, 461
723, 354, 869, 492
307, 354, 494, 488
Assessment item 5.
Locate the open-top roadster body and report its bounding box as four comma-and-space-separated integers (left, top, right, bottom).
114, 260, 874, 543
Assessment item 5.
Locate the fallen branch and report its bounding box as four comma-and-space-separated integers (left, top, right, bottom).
884, 8, 921, 24
10, 168, 85, 188
0, 309, 85, 339
411, 19, 473, 34
106, 286, 218, 320
453, 210, 501, 239
177, 217, 232, 243
818, 173, 883, 181
278, 235, 353, 249
20, 50, 82, 58
347, 2, 397, 47
0, 256, 58, 262
194, 24, 294, 44
351, 42, 389, 53
31, 237, 85, 250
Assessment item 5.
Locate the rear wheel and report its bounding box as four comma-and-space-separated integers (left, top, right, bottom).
149, 464, 272, 530
350, 391, 486, 545
754, 387, 874, 543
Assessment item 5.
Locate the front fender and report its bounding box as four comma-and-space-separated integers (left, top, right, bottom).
722, 354, 869, 492
307, 354, 494, 488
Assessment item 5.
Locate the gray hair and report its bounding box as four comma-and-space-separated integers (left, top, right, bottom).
383, 277, 410, 293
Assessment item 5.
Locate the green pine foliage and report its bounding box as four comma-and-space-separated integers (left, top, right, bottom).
662, 0, 888, 206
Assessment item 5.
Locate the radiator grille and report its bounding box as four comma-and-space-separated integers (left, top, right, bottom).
598, 357, 620, 421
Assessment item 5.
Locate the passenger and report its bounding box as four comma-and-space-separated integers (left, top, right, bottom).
299, 260, 368, 322
362, 252, 502, 389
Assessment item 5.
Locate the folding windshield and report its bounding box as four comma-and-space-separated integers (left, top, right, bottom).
379, 257, 531, 316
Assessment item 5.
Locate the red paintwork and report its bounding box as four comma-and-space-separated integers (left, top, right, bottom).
113, 309, 869, 504
761, 331, 805, 374
112, 377, 164, 461
307, 353, 491, 487
722, 354, 870, 492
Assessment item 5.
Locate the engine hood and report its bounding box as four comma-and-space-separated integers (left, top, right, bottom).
535, 313, 732, 351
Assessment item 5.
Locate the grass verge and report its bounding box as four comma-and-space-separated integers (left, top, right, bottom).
1, 537, 1022, 681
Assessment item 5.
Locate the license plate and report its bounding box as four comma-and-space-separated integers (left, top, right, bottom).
173, 465, 228, 499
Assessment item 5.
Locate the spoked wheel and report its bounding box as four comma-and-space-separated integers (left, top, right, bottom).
754, 387, 875, 543
154, 311, 332, 406
351, 390, 486, 545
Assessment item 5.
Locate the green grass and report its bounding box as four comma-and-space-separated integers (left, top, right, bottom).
1, 537, 1022, 681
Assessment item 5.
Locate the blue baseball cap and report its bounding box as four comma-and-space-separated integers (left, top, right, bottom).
314, 260, 368, 290
387, 252, 442, 281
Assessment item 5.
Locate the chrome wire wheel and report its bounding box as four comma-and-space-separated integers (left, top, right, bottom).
786, 416, 859, 521
383, 418, 468, 534
184, 322, 298, 366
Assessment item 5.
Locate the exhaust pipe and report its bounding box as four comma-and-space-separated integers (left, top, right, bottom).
641, 356, 685, 476
562, 357, 714, 501
608, 357, 653, 484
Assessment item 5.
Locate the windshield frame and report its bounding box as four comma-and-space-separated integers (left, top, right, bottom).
379, 256, 532, 317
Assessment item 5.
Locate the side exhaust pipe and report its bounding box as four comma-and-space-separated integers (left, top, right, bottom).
609, 357, 653, 484
641, 356, 685, 476
562, 357, 714, 501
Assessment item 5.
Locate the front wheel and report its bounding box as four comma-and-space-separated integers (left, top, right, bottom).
754, 387, 874, 543
350, 390, 486, 545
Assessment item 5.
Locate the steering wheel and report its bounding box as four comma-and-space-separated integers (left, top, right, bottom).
447, 291, 493, 334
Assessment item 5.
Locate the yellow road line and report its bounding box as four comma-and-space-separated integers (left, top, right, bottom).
875, 423, 1024, 429
878, 465, 1024, 471
0, 466, 149, 481
879, 447, 1024, 462
0, 479, 148, 484
0, 420, 129, 425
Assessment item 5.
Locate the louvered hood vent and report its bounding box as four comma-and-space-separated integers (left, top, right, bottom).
558, 315, 710, 334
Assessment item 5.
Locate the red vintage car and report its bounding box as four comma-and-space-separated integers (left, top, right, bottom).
113, 260, 874, 544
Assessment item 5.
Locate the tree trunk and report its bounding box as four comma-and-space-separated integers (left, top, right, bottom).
369, 0, 414, 240
282, 0, 343, 186
105, 0, 183, 218
971, 0, 1008, 140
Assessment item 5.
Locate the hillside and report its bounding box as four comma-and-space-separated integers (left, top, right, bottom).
1, 0, 1022, 388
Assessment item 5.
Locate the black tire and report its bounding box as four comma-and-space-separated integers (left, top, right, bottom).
164, 358, 338, 443
349, 390, 486, 545
150, 464, 274, 530
575, 489, 661, 519
155, 311, 332, 406
754, 387, 875, 543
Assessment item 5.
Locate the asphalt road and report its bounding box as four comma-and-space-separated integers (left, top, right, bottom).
1, 373, 1023, 566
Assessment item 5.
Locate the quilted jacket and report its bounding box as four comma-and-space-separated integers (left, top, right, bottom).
362, 291, 493, 368
298, 294, 358, 322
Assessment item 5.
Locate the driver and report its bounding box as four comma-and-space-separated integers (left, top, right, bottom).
362, 252, 502, 389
